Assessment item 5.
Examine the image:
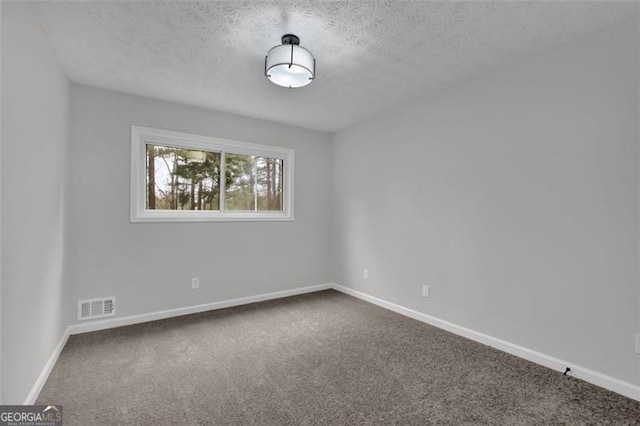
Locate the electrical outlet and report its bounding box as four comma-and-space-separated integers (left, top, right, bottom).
191, 277, 200, 289
363, 269, 369, 280
422, 284, 430, 298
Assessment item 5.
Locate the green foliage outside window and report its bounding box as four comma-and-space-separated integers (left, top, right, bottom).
146, 144, 283, 212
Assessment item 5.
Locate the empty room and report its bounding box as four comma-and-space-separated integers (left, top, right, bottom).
2, 0, 640, 423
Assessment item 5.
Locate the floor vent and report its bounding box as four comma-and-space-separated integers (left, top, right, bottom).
77, 297, 116, 320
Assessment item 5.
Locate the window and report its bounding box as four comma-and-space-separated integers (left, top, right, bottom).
130, 126, 293, 222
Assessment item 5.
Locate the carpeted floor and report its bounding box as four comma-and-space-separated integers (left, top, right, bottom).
38, 289, 640, 424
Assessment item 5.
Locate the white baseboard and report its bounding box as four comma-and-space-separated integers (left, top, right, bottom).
23, 326, 71, 405
68, 283, 331, 335
26, 282, 639, 405
329, 283, 640, 402
25, 283, 331, 404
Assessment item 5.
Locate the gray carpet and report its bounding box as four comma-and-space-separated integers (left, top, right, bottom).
38, 290, 640, 424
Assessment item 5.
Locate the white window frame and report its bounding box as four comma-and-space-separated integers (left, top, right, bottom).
130, 126, 294, 222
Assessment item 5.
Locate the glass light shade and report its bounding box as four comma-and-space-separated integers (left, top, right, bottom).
265, 44, 315, 88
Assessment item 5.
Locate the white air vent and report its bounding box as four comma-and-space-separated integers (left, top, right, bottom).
77, 297, 116, 320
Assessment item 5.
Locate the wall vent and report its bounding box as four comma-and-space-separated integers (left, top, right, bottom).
77, 297, 116, 321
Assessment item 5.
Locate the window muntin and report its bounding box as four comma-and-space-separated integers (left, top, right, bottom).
131, 126, 293, 222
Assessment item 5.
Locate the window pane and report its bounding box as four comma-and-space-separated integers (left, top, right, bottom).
256, 157, 284, 211
145, 144, 220, 210
224, 153, 256, 211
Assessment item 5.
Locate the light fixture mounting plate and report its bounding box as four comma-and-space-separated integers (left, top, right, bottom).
281, 34, 300, 45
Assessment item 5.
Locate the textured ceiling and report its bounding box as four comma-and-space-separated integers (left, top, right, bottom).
35, 1, 639, 133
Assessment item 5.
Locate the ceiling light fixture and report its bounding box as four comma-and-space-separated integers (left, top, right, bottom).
265, 34, 315, 88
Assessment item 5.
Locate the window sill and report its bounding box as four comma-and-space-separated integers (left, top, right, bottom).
130, 210, 294, 223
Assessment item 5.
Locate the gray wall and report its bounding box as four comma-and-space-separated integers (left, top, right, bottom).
67, 85, 332, 319
637, 16, 640, 384
332, 17, 640, 385
1, 2, 70, 403
0, 0, 4, 405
